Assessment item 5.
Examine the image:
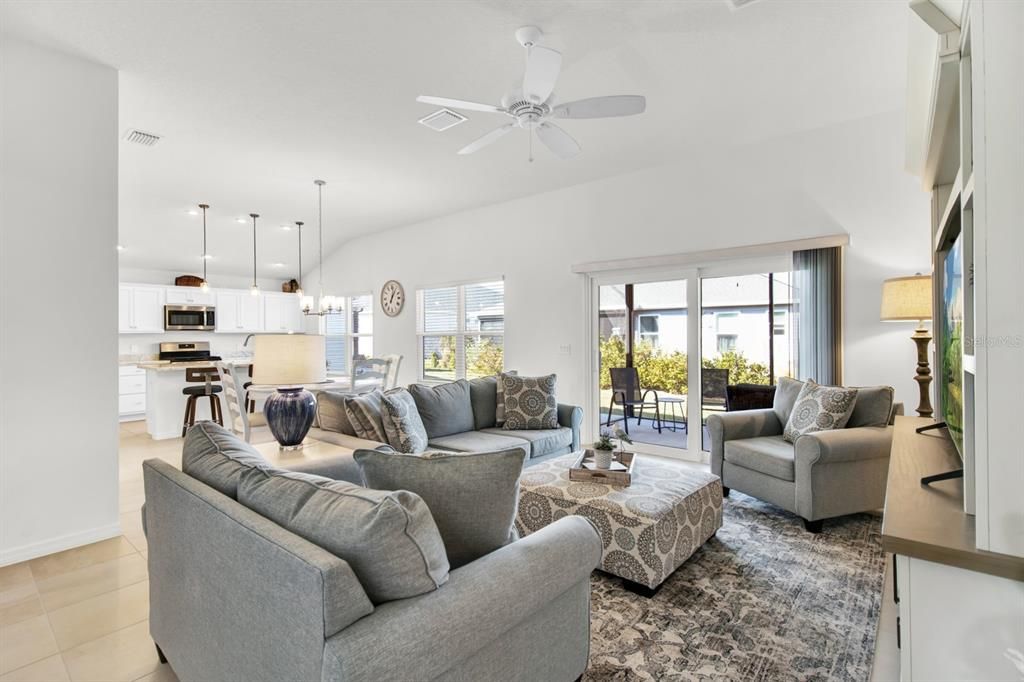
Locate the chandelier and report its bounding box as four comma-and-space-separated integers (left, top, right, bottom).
302, 179, 342, 316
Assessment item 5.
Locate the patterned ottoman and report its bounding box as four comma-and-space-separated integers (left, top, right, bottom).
515, 452, 723, 594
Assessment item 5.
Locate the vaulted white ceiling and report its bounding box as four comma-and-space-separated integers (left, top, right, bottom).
1, 0, 909, 279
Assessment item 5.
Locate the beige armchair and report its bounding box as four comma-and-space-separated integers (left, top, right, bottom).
708, 378, 900, 532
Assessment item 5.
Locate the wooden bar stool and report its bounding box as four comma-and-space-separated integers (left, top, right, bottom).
181, 367, 224, 436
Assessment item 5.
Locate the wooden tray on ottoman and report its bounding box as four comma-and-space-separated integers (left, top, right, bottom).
569, 450, 635, 486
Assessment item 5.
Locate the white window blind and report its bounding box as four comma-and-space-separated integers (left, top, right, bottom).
323, 294, 373, 375
418, 280, 504, 381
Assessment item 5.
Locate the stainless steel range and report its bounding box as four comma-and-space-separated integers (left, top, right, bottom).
158, 341, 221, 364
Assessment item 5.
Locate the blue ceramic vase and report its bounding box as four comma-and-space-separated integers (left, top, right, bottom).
264, 387, 316, 448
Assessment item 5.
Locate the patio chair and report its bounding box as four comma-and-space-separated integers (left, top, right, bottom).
701, 368, 730, 420
607, 367, 662, 435
726, 383, 776, 411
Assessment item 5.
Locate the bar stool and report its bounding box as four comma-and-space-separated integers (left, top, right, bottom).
182, 367, 224, 437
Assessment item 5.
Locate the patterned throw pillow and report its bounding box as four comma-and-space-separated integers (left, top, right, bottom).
380, 388, 429, 454
495, 370, 518, 425
502, 374, 558, 431
343, 391, 387, 443
783, 380, 858, 443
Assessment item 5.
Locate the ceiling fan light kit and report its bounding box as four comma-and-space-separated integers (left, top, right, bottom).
416, 26, 646, 161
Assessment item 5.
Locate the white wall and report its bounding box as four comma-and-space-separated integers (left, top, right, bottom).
313, 112, 931, 417
1, 38, 120, 564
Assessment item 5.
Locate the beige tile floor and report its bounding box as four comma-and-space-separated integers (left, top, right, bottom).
0, 420, 900, 681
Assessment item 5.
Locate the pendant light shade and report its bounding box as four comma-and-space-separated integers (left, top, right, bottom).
199, 204, 210, 292
250, 213, 260, 296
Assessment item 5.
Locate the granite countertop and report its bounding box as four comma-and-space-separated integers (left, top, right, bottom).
137, 359, 252, 372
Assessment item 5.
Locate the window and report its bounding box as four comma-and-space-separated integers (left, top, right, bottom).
717, 334, 738, 353
323, 294, 373, 375
418, 280, 504, 381
637, 314, 660, 347
773, 310, 786, 335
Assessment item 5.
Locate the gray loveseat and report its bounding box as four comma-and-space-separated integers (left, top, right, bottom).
707, 378, 901, 532
309, 375, 583, 466
143, 423, 601, 682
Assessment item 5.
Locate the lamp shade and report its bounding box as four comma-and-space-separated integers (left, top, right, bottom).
880, 275, 932, 321
252, 334, 326, 385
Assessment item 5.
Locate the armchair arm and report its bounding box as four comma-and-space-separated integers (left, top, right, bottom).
794, 426, 893, 467
707, 409, 783, 477
558, 403, 583, 451
322, 516, 601, 681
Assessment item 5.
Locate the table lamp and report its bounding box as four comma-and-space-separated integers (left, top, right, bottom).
880, 274, 933, 417
252, 334, 326, 449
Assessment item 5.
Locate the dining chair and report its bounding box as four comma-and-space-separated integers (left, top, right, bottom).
382, 354, 403, 389
351, 357, 390, 394
607, 367, 661, 434
215, 362, 272, 443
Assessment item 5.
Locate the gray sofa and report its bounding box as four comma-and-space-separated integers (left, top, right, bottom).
309, 376, 583, 466
143, 423, 601, 682
707, 378, 901, 532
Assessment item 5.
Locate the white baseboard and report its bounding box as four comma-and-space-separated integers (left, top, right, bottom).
0, 522, 123, 567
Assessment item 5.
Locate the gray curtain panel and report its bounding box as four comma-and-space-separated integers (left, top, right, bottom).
792, 246, 843, 386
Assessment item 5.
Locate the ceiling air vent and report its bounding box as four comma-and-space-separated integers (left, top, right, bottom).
123, 129, 161, 146
418, 108, 467, 132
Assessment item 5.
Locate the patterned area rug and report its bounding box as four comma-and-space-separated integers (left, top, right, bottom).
584, 492, 885, 681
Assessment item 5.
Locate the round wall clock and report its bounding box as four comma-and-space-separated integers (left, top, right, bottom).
380, 280, 405, 317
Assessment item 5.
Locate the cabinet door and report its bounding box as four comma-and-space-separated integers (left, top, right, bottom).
282, 294, 303, 332
118, 286, 133, 332
215, 292, 239, 332
132, 288, 165, 332
263, 295, 285, 332
166, 287, 215, 306
237, 293, 262, 332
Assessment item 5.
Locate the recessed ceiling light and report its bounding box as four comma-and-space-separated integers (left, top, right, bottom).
116, 244, 125, 251
235, 217, 247, 224
186, 209, 199, 216
202, 254, 214, 260
270, 262, 286, 268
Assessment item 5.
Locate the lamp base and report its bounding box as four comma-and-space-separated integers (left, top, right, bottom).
912, 326, 934, 418
264, 387, 316, 448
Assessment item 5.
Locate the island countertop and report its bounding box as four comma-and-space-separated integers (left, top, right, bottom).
137, 360, 252, 372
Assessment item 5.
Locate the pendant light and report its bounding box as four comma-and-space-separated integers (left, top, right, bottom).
249, 213, 260, 297
198, 203, 210, 292
294, 221, 304, 298
302, 180, 341, 316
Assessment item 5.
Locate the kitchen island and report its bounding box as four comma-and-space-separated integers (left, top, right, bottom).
138, 360, 252, 440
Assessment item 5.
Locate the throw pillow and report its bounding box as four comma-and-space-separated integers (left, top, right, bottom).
495, 370, 518, 425
316, 391, 357, 436
380, 388, 429, 454
502, 374, 558, 430
237, 467, 449, 604
846, 385, 895, 428
408, 380, 475, 438
783, 380, 859, 443
181, 420, 273, 498
354, 447, 527, 569
343, 390, 387, 442
772, 376, 805, 427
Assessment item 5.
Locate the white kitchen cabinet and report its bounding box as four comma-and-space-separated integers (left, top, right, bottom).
165, 286, 215, 306
215, 291, 262, 332
262, 293, 303, 333
118, 365, 146, 420
119, 285, 165, 333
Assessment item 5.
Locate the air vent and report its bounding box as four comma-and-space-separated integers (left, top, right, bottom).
123, 129, 161, 146
418, 108, 467, 132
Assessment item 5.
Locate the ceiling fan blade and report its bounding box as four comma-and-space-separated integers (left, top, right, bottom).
522, 46, 562, 103
457, 123, 516, 155
535, 122, 580, 159
416, 95, 505, 114
553, 95, 647, 119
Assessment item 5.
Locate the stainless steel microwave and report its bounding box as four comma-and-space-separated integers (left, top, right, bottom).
164, 305, 215, 331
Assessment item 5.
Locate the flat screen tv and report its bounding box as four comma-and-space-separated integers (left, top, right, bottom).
940, 229, 964, 455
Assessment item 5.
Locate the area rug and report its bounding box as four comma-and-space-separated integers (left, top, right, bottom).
584, 492, 885, 682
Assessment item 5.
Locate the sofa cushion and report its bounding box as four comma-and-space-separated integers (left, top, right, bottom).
847, 385, 896, 428
427, 430, 530, 454
237, 467, 449, 604
468, 375, 498, 430
409, 380, 475, 438
495, 370, 517, 426
343, 391, 387, 442
724, 436, 795, 482
783, 380, 858, 443
380, 388, 429, 454
773, 376, 804, 426
181, 421, 272, 498
317, 391, 356, 436
354, 448, 526, 569
502, 374, 558, 430
479, 426, 572, 458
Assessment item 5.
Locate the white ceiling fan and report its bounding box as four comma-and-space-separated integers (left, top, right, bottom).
417, 26, 646, 161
